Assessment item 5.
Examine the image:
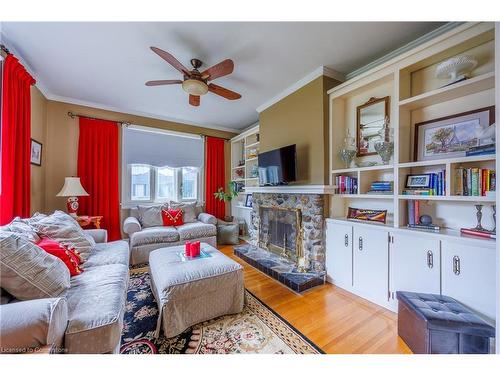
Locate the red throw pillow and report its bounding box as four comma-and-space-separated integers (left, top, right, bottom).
162, 209, 184, 226
37, 239, 84, 276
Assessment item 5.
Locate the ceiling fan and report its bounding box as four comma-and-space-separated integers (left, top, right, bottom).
145, 47, 242, 107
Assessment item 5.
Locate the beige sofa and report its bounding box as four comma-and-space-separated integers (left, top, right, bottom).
0, 228, 130, 354
123, 207, 217, 265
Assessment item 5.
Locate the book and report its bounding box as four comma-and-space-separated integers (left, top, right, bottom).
460, 228, 496, 239
414, 200, 420, 225
408, 201, 415, 226
407, 224, 440, 232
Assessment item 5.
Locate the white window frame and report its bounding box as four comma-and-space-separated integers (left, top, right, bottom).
122, 163, 203, 208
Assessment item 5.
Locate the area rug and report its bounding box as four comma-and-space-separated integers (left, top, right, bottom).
120, 265, 323, 354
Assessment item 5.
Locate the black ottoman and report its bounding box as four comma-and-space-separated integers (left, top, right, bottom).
396, 291, 495, 354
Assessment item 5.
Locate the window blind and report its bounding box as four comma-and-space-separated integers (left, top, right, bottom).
122, 125, 204, 168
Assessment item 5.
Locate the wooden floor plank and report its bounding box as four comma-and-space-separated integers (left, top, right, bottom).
218, 243, 411, 354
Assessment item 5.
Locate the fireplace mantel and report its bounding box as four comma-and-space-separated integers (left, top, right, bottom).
244, 185, 334, 194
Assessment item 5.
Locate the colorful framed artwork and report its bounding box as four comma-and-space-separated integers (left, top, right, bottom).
414, 106, 495, 161
30, 139, 42, 166
347, 207, 387, 224
405, 174, 433, 189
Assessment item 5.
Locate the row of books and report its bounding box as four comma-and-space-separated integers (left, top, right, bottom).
334, 175, 358, 194
366, 181, 393, 195
402, 171, 446, 196
465, 144, 495, 157
453, 168, 496, 197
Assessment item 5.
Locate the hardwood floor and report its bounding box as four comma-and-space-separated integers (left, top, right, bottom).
219, 243, 412, 354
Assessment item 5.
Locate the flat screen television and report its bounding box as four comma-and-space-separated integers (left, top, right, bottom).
258, 144, 297, 186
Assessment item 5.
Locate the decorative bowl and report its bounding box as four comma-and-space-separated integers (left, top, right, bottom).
435, 55, 478, 83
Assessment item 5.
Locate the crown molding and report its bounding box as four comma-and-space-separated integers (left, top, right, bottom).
44, 93, 239, 134
344, 22, 464, 80
256, 66, 345, 113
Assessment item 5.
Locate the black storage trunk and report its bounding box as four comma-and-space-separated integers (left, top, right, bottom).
396, 291, 495, 354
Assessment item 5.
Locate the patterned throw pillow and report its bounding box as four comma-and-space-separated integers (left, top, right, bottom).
0, 217, 41, 243
170, 201, 197, 223
137, 204, 167, 228
37, 239, 84, 277
0, 231, 71, 300
30, 210, 96, 260
161, 209, 184, 226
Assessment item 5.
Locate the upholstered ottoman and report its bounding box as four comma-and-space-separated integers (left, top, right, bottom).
396, 291, 495, 354
149, 243, 244, 338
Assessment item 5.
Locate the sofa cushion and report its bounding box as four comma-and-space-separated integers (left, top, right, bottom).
137, 204, 166, 228
83, 240, 130, 268
170, 201, 197, 223
176, 222, 216, 241
0, 231, 71, 300
130, 226, 180, 248
64, 264, 129, 353
30, 211, 96, 260
0, 217, 41, 243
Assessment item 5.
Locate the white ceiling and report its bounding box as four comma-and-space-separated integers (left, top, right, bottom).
2, 22, 444, 132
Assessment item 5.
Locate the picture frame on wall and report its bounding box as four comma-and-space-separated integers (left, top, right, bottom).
414, 106, 495, 161
245, 194, 253, 208
30, 139, 42, 166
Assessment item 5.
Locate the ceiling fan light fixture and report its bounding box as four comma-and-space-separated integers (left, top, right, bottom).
182, 79, 208, 96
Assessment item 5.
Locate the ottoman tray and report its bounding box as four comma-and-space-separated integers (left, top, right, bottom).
149, 243, 244, 338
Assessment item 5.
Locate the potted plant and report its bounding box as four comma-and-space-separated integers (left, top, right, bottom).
214, 181, 239, 222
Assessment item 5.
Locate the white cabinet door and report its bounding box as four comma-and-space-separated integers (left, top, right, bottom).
390, 232, 441, 309
353, 226, 389, 307
325, 221, 353, 290
441, 240, 496, 321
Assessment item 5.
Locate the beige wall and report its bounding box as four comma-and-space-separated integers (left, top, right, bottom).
30, 86, 47, 214
29, 99, 236, 218
258, 76, 340, 185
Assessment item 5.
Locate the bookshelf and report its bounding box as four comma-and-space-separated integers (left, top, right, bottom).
230, 124, 260, 238
328, 22, 496, 242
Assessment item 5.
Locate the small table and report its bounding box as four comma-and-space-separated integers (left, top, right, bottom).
149, 243, 244, 338
76, 215, 103, 229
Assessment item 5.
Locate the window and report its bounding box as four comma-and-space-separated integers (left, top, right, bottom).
122, 124, 204, 207
126, 163, 200, 205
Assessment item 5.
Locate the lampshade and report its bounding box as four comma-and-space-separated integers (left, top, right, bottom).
182, 79, 208, 96
56, 177, 89, 197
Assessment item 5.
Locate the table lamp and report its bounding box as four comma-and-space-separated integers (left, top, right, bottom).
56, 177, 89, 217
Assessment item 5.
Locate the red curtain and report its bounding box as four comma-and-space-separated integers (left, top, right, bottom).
205, 136, 226, 219
77, 118, 121, 240
0, 55, 35, 225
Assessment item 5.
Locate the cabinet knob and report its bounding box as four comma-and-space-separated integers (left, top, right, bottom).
344, 234, 349, 247
358, 236, 363, 251
453, 255, 461, 275
426, 250, 434, 269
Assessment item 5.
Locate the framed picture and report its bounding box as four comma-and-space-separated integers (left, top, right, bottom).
30, 139, 42, 166
405, 174, 432, 189
347, 207, 387, 224
414, 106, 495, 161
245, 194, 253, 208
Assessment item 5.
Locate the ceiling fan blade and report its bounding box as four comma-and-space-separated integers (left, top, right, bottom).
145, 80, 183, 86
201, 59, 234, 80
189, 95, 200, 107
150, 47, 190, 75
208, 83, 241, 100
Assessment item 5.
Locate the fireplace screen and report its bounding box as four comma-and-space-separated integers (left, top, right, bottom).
259, 206, 301, 261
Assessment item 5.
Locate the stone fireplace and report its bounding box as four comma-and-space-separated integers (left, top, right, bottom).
234, 190, 329, 292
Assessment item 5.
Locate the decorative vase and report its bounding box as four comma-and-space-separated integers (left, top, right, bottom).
374, 116, 394, 165
339, 130, 357, 168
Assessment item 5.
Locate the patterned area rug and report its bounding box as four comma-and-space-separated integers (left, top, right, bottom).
120, 265, 323, 354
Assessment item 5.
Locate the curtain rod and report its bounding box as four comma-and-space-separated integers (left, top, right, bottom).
67, 111, 231, 141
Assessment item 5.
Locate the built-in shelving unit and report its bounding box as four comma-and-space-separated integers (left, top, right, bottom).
230, 124, 260, 238
328, 22, 496, 242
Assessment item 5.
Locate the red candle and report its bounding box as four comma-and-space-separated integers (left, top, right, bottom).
191, 241, 200, 257
185, 241, 192, 257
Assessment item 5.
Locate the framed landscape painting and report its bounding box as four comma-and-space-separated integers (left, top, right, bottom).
30, 139, 42, 166
414, 106, 495, 161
